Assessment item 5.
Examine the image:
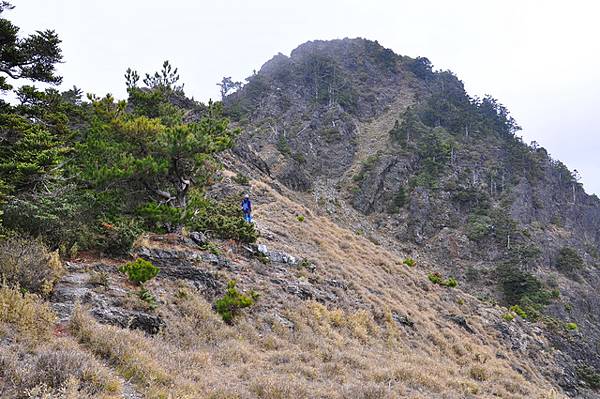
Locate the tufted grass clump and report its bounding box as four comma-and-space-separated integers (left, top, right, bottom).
118, 258, 159, 285
215, 280, 258, 323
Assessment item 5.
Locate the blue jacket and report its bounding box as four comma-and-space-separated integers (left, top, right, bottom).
241, 198, 252, 213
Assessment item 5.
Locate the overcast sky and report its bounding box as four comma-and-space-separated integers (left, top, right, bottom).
9, 0, 600, 195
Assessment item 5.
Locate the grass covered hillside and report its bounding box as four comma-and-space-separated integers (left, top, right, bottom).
1, 172, 566, 398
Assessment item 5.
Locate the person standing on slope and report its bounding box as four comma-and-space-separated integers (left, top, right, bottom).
241, 194, 253, 223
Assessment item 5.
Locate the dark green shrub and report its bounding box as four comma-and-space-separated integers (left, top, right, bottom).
497, 263, 558, 321
556, 247, 584, 274
2, 185, 96, 250
389, 187, 407, 212
232, 173, 250, 186
277, 134, 291, 155
186, 194, 257, 243
577, 365, 600, 389
214, 280, 258, 323
118, 258, 159, 285
139, 193, 258, 242
292, 152, 306, 164
466, 214, 493, 241
137, 202, 183, 233
97, 217, 143, 256
296, 215, 305, 222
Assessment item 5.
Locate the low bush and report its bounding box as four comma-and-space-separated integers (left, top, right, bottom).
215, 280, 258, 323
97, 216, 144, 256
0, 236, 63, 296
565, 322, 578, 331
445, 277, 458, 288
428, 272, 443, 285
232, 173, 250, 186
118, 258, 159, 285
501, 313, 515, 322
186, 194, 257, 243
556, 247, 584, 274
138, 287, 158, 310
296, 215, 305, 222
510, 304, 528, 319
577, 365, 600, 389
403, 258, 416, 267
299, 258, 314, 271
428, 272, 458, 288
352, 154, 379, 183
200, 241, 221, 255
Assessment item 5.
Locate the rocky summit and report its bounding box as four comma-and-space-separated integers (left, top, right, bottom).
1, 11, 600, 398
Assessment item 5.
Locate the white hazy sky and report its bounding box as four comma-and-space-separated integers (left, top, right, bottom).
9, 0, 600, 195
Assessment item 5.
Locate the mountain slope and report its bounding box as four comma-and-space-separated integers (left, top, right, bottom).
225, 38, 600, 396
20, 171, 565, 398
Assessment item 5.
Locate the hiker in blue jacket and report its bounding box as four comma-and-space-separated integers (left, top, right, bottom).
241, 194, 253, 223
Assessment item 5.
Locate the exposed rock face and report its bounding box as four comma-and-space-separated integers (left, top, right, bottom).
135, 246, 225, 294
51, 262, 164, 335
226, 38, 420, 191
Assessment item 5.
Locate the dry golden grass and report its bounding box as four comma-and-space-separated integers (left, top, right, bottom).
65, 287, 564, 398
0, 287, 122, 398
0, 285, 56, 341
0, 178, 567, 398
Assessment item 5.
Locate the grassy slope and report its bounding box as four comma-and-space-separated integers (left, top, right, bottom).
0, 172, 567, 399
